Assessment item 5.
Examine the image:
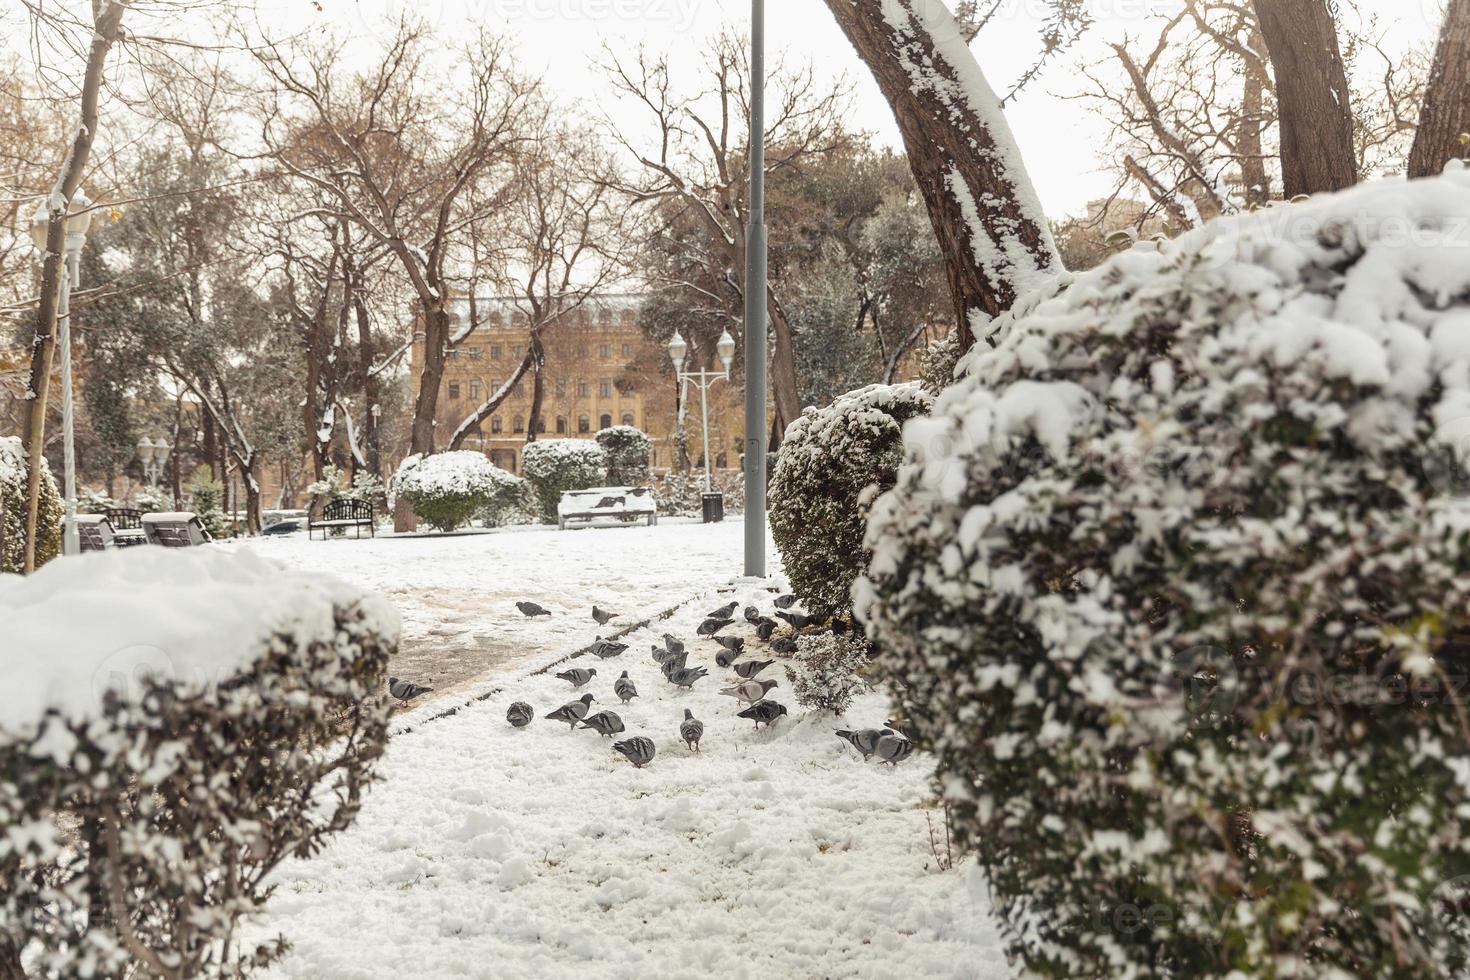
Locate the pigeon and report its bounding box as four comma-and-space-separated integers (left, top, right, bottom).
388, 677, 433, 706
720, 678, 778, 705
708, 600, 739, 620
743, 605, 761, 624
517, 601, 552, 618
506, 701, 535, 728
697, 617, 734, 637
592, 637, 628, 659
579, 710, 626, 737
774, 594, 798, 609
679, 709, 704, 752
613, 736, 657, 769
555, 667, 597, 688
614, 671, 639, 703
715, 635, 745, 654
546, 693, 595, 730
755, 619, 778, 641
770, 636, 798, 655
715, 646, 741, 669
591, 606, 618, 626
660, 651, 690, 677
667, 665, 708, 689
732, 659, 775, 679
737, 699, 788, 729
835, 728, 892, 761
662, 634, 687, 656
777, 610, 821, 630
873, 733, 915, 765
885, 718, 917, 742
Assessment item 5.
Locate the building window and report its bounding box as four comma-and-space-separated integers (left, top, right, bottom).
599, 380, 613, 398
600, 413, 612, 430
488, 312, 502, 327
512, 345, 524, 359
491, 416, 503, 434
716, 452, 728, 468
491, 344, 502, 360
513, 415, 525, 434
621, 343, 633, 358
621, 413, 635, 427
468, 346, 482, 360
577, 380, 589, 398
555, 378, 567, 398
600, 309, 613, 326
448, 381, 461, 400
445, 348, 459, 359
578, 414, 590, 434
469, 380, 482, 400
534, 416, 546, 434
598, 343, 612, 360
556, 416, 567, 434
621, 309, 636, 326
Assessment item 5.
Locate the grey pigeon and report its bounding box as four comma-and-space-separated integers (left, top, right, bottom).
679, 709, 704, 752
545, 693, 595, 730
591, 606, 618, 626
660, 652, 690, 678
662, 634, 686, 656
873, 733, 915, 765
579, 710, 626, 737
555, 667, 597, 688
737, 699, 788, 729
715, 646, 741, 669
667, 665, 708, 689
708, 600, 739, 620
517, 601, 552, 618
835, 728, 892, 761
614, 671, 639, 703
389, 677, 433, 706
732, 659, 775, 679
743, 605, 761, 624
697, 617, 734, 637
613, 736, 657, 769
774, 594, 798, 609
755, 619, 778, 641
715, 635, 745, 654
506, 701, 535, 728
777, 610, 821, 630
720, 678, 778, 705
591, 637, 628, 659
885, 718, 917, 742
770, 636, 798, 655
652, 645, 682, 666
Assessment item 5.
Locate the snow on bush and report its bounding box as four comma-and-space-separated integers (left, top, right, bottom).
0, 436, 61, 573
769, 383, 933, 616
0, 548, 396, 977
858, 172, 1470, 977
394, 451, 519, 532
595, 425, 651, 486
784, 631, 872, 714
521, 439, 607, 521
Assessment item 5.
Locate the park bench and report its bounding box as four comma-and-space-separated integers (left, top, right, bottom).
308, 499, 376, 540
142, 512, 212, 548
105, 506, 148, 548
557, 487, 657, 530
76, 514, 115, 552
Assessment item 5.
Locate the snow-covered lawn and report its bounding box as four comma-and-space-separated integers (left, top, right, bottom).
239, 522, 1006, 977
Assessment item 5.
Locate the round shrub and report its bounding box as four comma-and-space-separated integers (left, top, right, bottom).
521, 439, 607, 521
783, 630, 871, 715
596, 425, 652, 485
769, 383, 933, 616
394, 451, 517, 532
858, 173, 1470, 977
0, 436, 62, 573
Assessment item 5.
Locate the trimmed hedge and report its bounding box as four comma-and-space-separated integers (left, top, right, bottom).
521, 439, 607, 521
0, 435, 62, 573
394, 451, 519, 532
596, 425, 651, 486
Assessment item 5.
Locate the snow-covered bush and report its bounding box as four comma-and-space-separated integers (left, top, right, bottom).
0, 436, 62, 573
0, 548, 395, 977
188, 468, 231, 539
769, 384, 933, 616
858, 173, 1470, 977
79, 488, 116, 514
394, 451, 518, 532
477, 474, 534, 528
784, 631, 871, 714
916, 334, 960, 395
308, 463, 384, 507
521, 439, 607, 521
134, 485, 171, 514
596, 425, 652, 485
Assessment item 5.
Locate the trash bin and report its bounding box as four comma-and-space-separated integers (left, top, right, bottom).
701, 492, 725, 524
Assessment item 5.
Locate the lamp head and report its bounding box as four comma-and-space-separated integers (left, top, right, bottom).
716, 330, 736, 370
667, 331, 688, 369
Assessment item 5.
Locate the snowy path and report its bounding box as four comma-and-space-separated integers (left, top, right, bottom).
240, 524, 1006, 978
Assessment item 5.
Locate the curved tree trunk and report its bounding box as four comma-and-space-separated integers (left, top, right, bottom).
822, 0, 1061, 352
1409, 0, 1470, 179
1253, 0, 1357, 196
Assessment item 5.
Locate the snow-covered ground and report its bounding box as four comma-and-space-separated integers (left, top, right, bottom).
238, 521, 1006, 977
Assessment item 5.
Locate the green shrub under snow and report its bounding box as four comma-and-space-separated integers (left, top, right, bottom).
0, 436, 62, 573
858, 173, 1470, 977
521, 439, 607, 522
783, 631, 871, 714
595, 425, 651, 485
768, 383, 932, 616
394, 451, 519, 532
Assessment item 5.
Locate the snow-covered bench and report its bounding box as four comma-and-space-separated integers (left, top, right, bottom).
106, 506, 148, 547
142, 512, 212, 547
557, 487, 657, 530
76, 514, 115, 552
308, 499, 376, 540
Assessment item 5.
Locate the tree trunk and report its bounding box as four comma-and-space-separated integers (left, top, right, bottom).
767, 293, 803, 436
1409, 0, 1470, 178
822, 0, 1061, 352
525, 333, 547, 446
409, 305, 449, 456
1253, 0, 1357, 196
21, 1, 126, 572
349, 264, 381, 478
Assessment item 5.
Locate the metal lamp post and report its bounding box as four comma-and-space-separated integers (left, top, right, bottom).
669, 329, 736, 496
744, 0, 769, 577
30, 192, 95, 557
137, 435, 171, 487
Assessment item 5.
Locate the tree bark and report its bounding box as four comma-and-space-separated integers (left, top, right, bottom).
767, 292, 803, 435
1409, 0, 1470, 179
21, 0, 126, 572
1253, 0, 1357, 196
822, 0, 1061, 351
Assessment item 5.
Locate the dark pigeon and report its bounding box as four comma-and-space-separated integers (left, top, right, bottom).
579, 710, 626, 737
591, 606, 618, 626
555, 667, 597, 688
546, 693, 595, 730
873, 734, 915, 765
835, 728, 892, 761
715, 635, 745, 654
680, 709, 704, 752
652, 645, 682, 667
662, 634, 686, 656
614, 671, 639, 703
697, 617, 734, 637
613, 736, 657, 769
707, 601, 739, 620
389, 677, 432, 706
506, 702, 535, 728
755, 619, 778, 642
667, 665, 708, 689
715, 646, 741, 669
592, 637, 628, 659
743, 605, 761, 624
517, 601, 552, 618
737, 699, 788, 729
885, 718, 917, 742
660, 652, 690, 678
777, 610, 821, 631
732, 659, 775, 680
770, 636, 798, 655
774, 594, 798, 609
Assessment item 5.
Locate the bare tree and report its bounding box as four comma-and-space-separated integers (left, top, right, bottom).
1409, 0, 1470, 178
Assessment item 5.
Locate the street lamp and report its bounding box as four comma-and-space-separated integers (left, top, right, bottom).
137, 434, 171, 487
744, 0, 769, 577
669, 329, 736, 501
30, 191, 95, 557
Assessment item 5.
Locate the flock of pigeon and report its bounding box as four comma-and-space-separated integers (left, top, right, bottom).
388, 594, 917, 771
